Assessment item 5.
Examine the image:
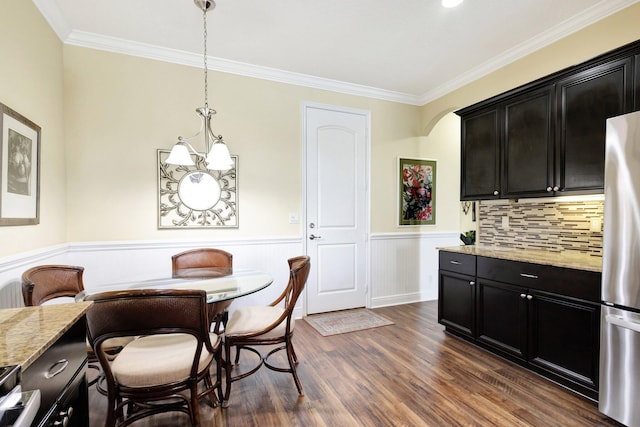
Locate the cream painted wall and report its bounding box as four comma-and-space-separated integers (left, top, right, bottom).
3, 1, 640, 259
63, 46, 429, 241
379, 112, 461, 233
0, 1, 66, 257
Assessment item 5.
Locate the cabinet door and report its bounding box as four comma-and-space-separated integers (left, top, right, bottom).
635, 53, 640, 111
476, 279, 527, 360
503, 87, 554, 198
556, 57, 633, 193
438, 270, 475, 337
528, 292, 600, 392
460, 107, 500, 200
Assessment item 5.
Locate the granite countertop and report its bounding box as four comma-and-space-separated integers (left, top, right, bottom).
0, 302, 92, 369
438, 245, 602, 273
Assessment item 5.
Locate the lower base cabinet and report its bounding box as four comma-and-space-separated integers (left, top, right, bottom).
439, 251, 601, 401
21, 317, 89, 427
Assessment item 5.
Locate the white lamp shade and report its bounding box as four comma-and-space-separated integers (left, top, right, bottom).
206, 142, 233, 170
165, 143, 195, 166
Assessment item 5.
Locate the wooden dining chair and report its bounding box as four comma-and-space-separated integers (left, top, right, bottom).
172, 248, 233, 278
85, 289, 222, 427
21, 264, 85, 306
172, 248, 234, 333
21, 264, 132, 390
222, 255, 311, 407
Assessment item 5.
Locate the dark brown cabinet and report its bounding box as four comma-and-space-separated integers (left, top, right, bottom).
438, 251, 601, 400
503, 87, 555, 198
21, 317, 89, 427
556, 57, 633, 193
438, 251, 476, 337
460, 107, 500, 199
476, 279, 527, 360
458, 40, 639, 200
528, 291, 600, 393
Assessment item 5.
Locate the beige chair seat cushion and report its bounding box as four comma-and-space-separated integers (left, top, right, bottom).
111, 333, 216, 388
225, 306, 292, 339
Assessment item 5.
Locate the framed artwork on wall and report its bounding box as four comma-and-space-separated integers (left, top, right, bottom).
157, 149, 238, 229
0, 103, 40, 226
398, 157, 436, 226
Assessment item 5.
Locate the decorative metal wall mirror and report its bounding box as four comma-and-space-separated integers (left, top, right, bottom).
157, 149, 238, 228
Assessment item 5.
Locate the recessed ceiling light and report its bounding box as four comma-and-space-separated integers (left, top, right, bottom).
442, 0, 463, 8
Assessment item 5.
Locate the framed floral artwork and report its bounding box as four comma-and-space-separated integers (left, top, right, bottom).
399, 157, 436, 226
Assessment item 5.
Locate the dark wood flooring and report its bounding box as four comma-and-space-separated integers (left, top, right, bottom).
88, 301, 618, 426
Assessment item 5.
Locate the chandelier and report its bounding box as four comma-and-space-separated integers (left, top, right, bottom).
165, 0, 233, 171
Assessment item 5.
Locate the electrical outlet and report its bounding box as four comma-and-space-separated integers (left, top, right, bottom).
590, 218, 602, 232
288, 213, 299, 224
501, 215, 509, 230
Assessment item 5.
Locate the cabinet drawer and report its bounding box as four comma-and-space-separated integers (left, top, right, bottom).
21, 318, 87, 426
477, 256, 601, 302
439, 251, 476, 276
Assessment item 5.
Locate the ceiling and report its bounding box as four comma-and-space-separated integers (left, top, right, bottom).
33, 0, 640, 105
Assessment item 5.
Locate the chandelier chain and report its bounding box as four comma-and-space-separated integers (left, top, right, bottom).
203, 5, 208, 108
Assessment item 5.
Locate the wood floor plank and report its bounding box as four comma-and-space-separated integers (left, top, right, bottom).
88, 301, 617, 426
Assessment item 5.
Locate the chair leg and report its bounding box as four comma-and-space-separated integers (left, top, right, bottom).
223, 341, 233, 408
233, 344, 242, 365
290, 341, 299, 365
189, 383, 200, 427
286, 339, 304, 395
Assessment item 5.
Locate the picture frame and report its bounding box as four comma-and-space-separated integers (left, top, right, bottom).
157, 149, 238, 229
0, 103, 41, 226
398, 157, 436, 226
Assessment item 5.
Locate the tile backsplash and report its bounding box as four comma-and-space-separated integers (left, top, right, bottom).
477, 198, 603, 256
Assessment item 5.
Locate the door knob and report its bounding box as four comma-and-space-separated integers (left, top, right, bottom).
309, 234, 322, 240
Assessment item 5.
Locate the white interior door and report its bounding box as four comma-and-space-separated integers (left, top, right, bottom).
304, 104, 369, 314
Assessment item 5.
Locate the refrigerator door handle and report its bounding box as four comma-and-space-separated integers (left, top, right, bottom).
606, 314, 640, 333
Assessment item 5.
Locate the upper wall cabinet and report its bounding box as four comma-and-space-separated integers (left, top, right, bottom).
503, 86, 555, 198
461, 106, 500, 199
457, 40, 639, 201
556, 57, 633, 193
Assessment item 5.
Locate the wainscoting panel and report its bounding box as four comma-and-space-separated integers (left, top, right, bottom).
67, 238, 305, 314
370, 232, 459, 308
0, 244, 70, 308
0, 233, 460, 313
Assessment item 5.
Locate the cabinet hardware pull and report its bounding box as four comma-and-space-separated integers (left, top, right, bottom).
469, 281, 475, 286
45, 359, 69, 379
493, 190, 499, 196
527, 295, 533, 300
546, 186, 552, 192
520, 294, 526, 298
449, 260, 461, 265
553, 186, 559, 191
519, 273, 538, 279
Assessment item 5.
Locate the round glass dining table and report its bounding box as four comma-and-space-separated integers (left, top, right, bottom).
76, 268, 273, 304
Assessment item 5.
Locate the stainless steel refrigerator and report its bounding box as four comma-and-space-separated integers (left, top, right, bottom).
600, 110, 640, 427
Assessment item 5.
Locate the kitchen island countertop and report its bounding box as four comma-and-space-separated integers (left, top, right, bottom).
438, 245, 602, 273
0, 302, 92, 369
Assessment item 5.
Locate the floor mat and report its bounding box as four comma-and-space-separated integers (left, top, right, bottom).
304, 308, 394, 336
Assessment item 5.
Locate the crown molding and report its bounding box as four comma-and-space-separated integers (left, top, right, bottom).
64, 30, 423, 106
33, 0, 640, 107
417, 0, 640, 105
